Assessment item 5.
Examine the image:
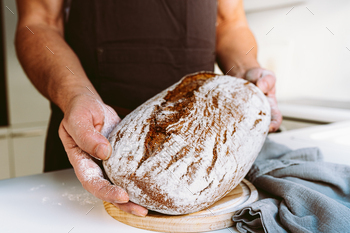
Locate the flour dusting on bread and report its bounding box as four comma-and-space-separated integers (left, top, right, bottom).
103, 72, 270, 215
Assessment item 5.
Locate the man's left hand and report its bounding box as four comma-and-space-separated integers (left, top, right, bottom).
244, 68, 282, 132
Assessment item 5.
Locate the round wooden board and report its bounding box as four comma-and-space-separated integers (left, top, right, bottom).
104, 179, 258, 233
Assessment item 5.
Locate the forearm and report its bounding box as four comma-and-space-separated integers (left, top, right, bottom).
15, 24, 101, 113
216, 23, 260, 78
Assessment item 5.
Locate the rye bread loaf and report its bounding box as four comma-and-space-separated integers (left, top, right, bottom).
103, 72, 270, 215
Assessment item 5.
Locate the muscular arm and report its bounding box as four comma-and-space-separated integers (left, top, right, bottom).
216, 0, 259, 77
15, 0, 101, 113
15, 0, 148, 216
216, 0, 282, 131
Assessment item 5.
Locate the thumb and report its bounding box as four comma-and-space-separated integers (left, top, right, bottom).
63, 115, 112, 160
244, 68, 263, 83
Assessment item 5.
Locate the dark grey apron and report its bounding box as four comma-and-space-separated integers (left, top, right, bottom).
44, 0, 217, 172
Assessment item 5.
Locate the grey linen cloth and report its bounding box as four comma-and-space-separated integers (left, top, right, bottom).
232, 138, 350, 233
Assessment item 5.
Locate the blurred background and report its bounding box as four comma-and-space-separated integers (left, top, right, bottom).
0, 0, 349, 180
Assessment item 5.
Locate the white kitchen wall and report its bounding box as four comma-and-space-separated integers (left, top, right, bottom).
244, 0, 350, 102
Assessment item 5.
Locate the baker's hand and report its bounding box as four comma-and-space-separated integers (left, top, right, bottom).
244, 68, 282, 132
58, 94, 148, 216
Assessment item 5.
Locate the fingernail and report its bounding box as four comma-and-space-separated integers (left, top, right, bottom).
114, 197, 128, 204
114, 200, 126, 204
131, 210, 145, 217
89, 154, 102, 161
95, 144, 111, 160
113, 192, 129, 203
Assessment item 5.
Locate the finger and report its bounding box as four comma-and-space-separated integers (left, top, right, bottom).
114, 202, 148, 217
75, 157, 129, 203
59, 123, 129, 204
63, 110, 112, 160
269, 108, 283, 132
256, 73, 276, 94
99, 104, 121, 138
245, 68, 263, 83
266, 96, 283, 132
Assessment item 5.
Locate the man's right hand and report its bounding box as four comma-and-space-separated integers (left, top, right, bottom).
58, 94, 148, 217
15, 0, 147, 217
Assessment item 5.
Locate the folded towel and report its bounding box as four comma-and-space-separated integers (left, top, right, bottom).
233, 138, 350, 233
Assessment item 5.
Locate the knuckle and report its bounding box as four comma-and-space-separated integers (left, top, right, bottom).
63, 114, 74, 126
97, 183, 109, 194
66, 141, 77, 150
58, 125, 64, 139
87, 182, 108, 199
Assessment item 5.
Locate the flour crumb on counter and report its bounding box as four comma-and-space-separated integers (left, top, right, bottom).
29, 184, 45, 191
41, 197, 62, 206
42, 197, 50, 203
61, 186, 99, 205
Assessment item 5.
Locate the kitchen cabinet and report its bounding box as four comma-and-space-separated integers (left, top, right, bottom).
280, 119, 320, 131
0, 125, 47, 180
11, 125, 47, 177
0, 128, 10, 179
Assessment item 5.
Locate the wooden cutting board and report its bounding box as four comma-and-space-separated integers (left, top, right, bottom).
103, 179, 258, 232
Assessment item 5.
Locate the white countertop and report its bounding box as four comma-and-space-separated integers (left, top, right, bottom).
269, 121, 350, 166
1, 121, 350, 233
0, 165, 237, 233
2, 168, 238, 233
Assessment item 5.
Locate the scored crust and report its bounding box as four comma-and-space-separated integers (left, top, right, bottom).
103, 71, 270, 215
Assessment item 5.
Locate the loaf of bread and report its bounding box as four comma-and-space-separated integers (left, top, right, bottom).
103, 72, 270, 215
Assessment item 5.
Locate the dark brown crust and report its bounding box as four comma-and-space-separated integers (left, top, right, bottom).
138, 72, 217, 171
259, 110, 266, 116
165, 146, 189, 170
251, 119, 262, 130
132, 176, 177, 209
196, 180, 214, 196
206, 135, 219, 175
223, 130, 227, 144
126, 72, 218, 210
